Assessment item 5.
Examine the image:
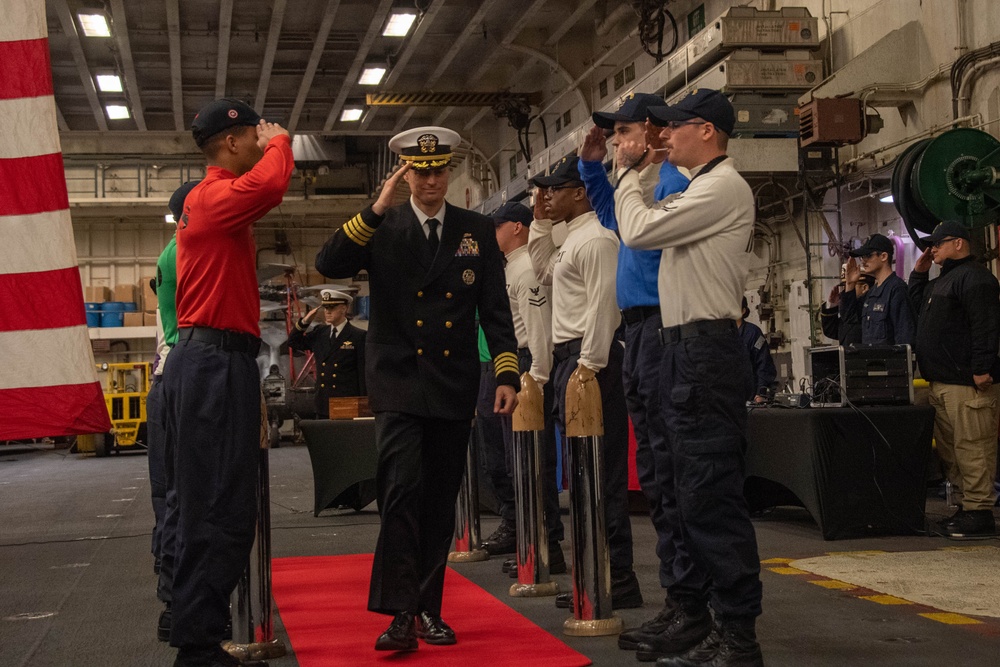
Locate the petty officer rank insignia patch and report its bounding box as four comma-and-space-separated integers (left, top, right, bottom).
462, 269, 476, 285
456, 233, 480, 257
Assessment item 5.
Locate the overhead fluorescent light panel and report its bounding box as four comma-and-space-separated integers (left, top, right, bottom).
359, 66, 387, 86
340, 108, 364, 122
383, 12, 417, 37
106, 104, 130, 120
96, 74, 123, 92
78, 13, 111, 37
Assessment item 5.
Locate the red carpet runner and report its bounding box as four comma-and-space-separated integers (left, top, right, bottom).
272, 554, 592, 666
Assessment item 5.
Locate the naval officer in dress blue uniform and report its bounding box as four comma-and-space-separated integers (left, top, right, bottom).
286, 288, 367, 418
316, 126, 519, 653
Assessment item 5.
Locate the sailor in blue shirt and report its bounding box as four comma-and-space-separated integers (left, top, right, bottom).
848, 233, 916, 346
737, 297, 778, 402
578, 92, 690, 649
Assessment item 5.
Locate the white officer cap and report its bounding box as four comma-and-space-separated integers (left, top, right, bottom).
388, 126, 461, 170
321, 289, 353, 306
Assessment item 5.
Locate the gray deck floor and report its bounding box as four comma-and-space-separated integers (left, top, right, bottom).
1, 442, 998, 666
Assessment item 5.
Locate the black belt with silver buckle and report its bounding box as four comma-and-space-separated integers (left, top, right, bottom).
180, 327, 261, 357
621, 305, 660, 325
658, 319, 736, 345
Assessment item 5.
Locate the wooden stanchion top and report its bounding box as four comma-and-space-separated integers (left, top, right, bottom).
565, 365, 604, 437
513, 372, 545, 432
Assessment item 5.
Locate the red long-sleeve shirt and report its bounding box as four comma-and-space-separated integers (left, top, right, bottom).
176, 135, 293, 337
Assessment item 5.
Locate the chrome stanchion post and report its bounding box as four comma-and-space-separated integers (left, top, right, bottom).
510, 373, 559, 597
448, 419, 489, 562
225, 395, 287, 663
562, 367, 622, 636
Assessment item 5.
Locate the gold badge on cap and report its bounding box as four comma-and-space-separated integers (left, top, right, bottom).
418, 134, 438, 154
462, 269, 476, 285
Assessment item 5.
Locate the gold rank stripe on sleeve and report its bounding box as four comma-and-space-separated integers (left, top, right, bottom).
343, 214, 376, 246
493, 352, 519, 376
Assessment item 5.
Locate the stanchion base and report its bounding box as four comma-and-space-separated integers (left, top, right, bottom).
509, 580, 559, 598
447, 549, 489, 563
223, 639, 287, 662
562, 615, 624, 637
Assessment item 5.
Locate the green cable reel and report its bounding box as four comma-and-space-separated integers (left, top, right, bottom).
890, 127, 1000, 248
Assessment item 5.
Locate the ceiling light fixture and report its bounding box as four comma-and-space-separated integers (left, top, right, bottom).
340, 108, 364, 122
106, 104, 130, 120
165, 214, 175, 224
95, 74, 123, 92
383, 12, 417, 37
359, 66, 387, 86
879, 194, 894, 203
78, 13, 111, 37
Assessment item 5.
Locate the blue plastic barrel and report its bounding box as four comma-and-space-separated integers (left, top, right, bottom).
122, 302, 138, 312
85, 303, 102, 328
100, 302, 126, 327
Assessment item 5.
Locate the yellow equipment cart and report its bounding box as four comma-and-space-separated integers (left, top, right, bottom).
92, 362, 151, 457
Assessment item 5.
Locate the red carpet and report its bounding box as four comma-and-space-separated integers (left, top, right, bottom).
272, 554, 592, 666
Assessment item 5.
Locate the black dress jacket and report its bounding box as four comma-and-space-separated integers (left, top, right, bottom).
287, 319, 367, 417
316, 201, 519, 420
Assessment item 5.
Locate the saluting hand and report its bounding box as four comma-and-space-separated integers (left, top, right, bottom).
914, 246, 934, 273
303, 306, 321, 324
580, 125, 608, 163
494, 385, 518, 416
532, 187, 548, 222
844, 256, 860, 290
372, 161, 411, 216
256, 119, 289, 151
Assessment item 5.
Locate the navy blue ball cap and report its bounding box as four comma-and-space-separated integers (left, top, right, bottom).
191, 98, 262, 147
491, 201, 533, 227
925, 220, 971, 243
647, 88, 736, 135
530, 155, 582, 188
168, 180, 201, 221
849, 233, 895, 258
593, 92, 667, 129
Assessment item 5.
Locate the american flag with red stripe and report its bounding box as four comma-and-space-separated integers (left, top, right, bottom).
0, 2, 111, 439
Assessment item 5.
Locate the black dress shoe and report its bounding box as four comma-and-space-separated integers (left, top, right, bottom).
555, 592, 571, 609
502, 557, 516, 573
416, 611, 456, 645
375, 612, 417, 651
157, 604, 171, 642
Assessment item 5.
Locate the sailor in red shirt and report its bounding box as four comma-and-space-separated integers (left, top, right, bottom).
160, 97, 292, 667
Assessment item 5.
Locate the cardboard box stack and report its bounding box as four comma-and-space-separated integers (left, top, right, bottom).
114, 283, 138, 304
138, 276, 157, 313
123, 312, 144, 327
84, 286, 111, 302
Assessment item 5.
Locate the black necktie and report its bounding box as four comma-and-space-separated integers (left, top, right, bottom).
426, 218, 440, 257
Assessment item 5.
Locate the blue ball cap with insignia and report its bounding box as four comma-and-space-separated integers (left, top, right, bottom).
191, 98, 262, 147
530, 155, 583, 188
924, 220, 971, 243
647, 88, 736, 136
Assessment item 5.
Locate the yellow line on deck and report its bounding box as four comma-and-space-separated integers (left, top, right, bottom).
919, 612, 982, 625
809, 580, 856, 590
860, 595, 912, 605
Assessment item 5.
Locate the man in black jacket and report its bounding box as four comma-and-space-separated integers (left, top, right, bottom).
286, 288, 366, 418
910, 221, 1000, 538
316, 126, 519, 652
851, 233, 916, 346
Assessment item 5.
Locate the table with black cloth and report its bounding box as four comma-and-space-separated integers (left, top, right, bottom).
743, 405, 935, 540
299, 419, 378, 516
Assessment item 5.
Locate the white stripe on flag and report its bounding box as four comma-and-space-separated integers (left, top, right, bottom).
0, 96, 62, 159
0, 210, 77, 275
0, 326, 100, 391
1, 0, 46, 43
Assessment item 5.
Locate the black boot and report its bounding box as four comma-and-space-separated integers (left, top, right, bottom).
655, 625, 722, 666
157, 603, 171, 642
619, 598, 680, 650
942, 509, 996, 538
481, 519, 516, 555
634, 604, 712, 662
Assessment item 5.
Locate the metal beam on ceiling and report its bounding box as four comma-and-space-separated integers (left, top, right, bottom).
165, 0, 184, 130
56, 104, 70, 132
215, 0, 234, 98
545, 0, 598, 46
463, 55, 539, 132
108, 0, 146, 130
288, 0, 342, 132
254, 0, 287, 114
392, 106, 417, 133
360, 0, 447, 131
52, 0, 108, 131
506, 43, 589, 113
323, 0, 395, 131
426, 0, 501, 88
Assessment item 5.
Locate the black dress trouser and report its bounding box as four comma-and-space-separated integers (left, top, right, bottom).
551, 340, 633, 576
161, 337, 260, 649
368, 412, 472, 617
145, 375, 171, 603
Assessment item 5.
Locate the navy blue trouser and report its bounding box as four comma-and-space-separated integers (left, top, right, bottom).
368, 412, 471, 617
145, 375, 171, 603
658, 327, 762, 621
161, 338, 260, 649
551, 340, 633, 576
476, 362, 515, 522
623, 313, 684, 591
497, 349, 564, 544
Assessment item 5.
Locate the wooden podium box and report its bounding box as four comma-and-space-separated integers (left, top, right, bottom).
328, 397, 372, 420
